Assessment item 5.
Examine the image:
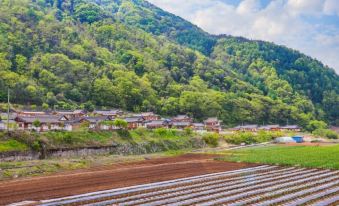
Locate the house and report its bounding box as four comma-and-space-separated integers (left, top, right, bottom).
84, 116, 111, 130
171, 121, 191, 130
63, 117, 91, 131
125, 117, 145, 130
0, 113, 18, 131
53, 110, 86, 120
145, 120, 170, 129
281, 125, 301, 132
15, 115, 68, 132
231, 125, 258, 132
94, 110, 124, 118
204, 117, 222, 132
134, 112, 160, 121
192, 123, 205, 132
172, 115, 193, 123
0, 120, 17, 131
258, 125, 281, 131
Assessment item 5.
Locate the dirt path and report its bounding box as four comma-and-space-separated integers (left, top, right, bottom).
0, 154, 256, 205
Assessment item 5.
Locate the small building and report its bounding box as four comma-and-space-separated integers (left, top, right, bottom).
145, 120, 170, 129
0, 120, 17, 131
125, 117, 145, 130
94, 110, 124, 118
281, 125, 301, 132
0, 113, 18, 131
53, 110, 86, 120
192, 123, 205, 132
172, 115, 193, 123
84, 116, 111, 130
231, 125, 258, 132
258, 125, 281, 131
15, 115, 68, 132
292, 136, 304, 143
204, 117, 222, 132
138, 112, 160, 121
171, 121, 191, 130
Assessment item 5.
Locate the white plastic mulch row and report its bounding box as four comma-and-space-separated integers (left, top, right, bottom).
219, 170, 339, 206
89, 166, 296, 205
39, 165, 273, 206
310, 195, 339, 206
86, 167, 303, 206
38, 165, 339, 206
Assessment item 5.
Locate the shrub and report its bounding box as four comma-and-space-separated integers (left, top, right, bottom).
203, 133, 219, 147
313, 129, 338, 139
224, 131, 277, 145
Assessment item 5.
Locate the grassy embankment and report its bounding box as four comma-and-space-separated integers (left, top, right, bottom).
0, 128, 198, 180
217, 144, 339, 170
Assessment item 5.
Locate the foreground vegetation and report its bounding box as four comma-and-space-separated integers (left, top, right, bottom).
218, 145, 339, 170
0, 128, 201, 152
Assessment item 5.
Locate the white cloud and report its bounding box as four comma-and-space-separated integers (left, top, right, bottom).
323, 0, 339, 15
148, 0, 339, 73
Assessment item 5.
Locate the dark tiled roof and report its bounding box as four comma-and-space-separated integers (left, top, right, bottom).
125, 117, 144, 123
172, 122, 191, 126
84, 116, 109, 123
15, 115, 65, 123
204, 118, 220, 123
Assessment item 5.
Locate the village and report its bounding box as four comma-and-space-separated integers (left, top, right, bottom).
0, 109, 302, 133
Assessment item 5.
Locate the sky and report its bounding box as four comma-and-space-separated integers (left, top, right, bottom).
148, 0, 339, 74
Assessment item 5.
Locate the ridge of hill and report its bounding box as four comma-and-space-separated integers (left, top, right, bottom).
0, 0, 338, 126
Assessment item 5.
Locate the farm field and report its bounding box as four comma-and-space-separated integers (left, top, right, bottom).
0, 154, 252, 205
218, 144, 339, 170
21, 165, 339, 206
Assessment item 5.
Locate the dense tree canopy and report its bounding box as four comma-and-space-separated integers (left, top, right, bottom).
0, 0, 338, 126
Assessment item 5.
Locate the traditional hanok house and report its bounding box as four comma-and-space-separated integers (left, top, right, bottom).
231, 125, 258, 132
53, 110, 86, 120
0, 113, 18, 131
258, 125, 281, 131
125, 117, 146, 130
145, 119, 170, 129
204, 117, 222, 132
171, 115, 193, 123
84, 116, 111, 130
16, 111, 46, 117
94, 110, 124, 119
281, 125, 301, 132
62, 117, 90, 131
171, 121, 192, 130
192, 123, 206, 132
15, 115, 68, 132
140, 112, 160, 121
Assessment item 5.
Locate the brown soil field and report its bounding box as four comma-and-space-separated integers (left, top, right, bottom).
0, 154, 256, 205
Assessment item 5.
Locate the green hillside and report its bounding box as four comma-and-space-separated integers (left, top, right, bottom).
0, 0, 338, 127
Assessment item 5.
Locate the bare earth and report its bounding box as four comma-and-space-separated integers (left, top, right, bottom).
0, 154, 256, 205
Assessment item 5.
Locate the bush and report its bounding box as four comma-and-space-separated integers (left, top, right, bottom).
313, 129, 338, 139
223, 131, 278, 145
203, 133, 219, 147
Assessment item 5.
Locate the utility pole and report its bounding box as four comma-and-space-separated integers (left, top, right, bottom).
7, 88, 10, 133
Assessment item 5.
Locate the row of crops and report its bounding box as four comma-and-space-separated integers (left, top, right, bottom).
39, 165, 339, 206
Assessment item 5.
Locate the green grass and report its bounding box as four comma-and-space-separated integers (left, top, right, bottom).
219, 145, 339, 170
0, 140, 29, 152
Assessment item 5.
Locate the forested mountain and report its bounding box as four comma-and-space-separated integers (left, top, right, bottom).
0, 0, 338, 127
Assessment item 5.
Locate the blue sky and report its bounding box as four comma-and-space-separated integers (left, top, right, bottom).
148, 0, 339, 74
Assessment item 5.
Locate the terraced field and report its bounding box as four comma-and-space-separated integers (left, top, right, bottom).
37, 165, 339, 206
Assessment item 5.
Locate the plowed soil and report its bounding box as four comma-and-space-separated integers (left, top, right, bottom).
0, 154, 256, 205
